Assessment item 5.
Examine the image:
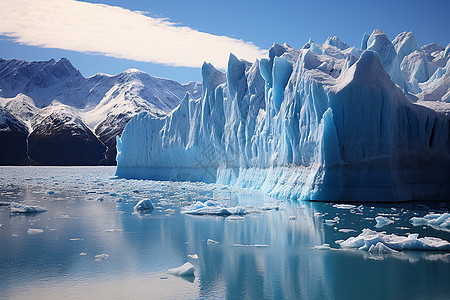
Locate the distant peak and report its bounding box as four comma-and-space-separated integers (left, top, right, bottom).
125, 68, 144, 73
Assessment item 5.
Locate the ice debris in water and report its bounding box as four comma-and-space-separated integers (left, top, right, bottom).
341, 228, 450, 251
410, 213, 450, 231
375, 216, 394, 228
333, 204, 355, 209
11, 202, 47, 214
181, 200, 278, 216
95, 253, 109, 262
207, 239, 219, 245
133, 199, 154, 212
187, 254, 199, 259
226, 216, 245, 221
27, 228, 44, 235
79, 252, 87, 256
314, 244, 331, 250
324, 216, 340, 225
167, 262, 195, 277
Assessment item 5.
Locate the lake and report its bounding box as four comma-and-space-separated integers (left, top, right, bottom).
0, 166, 449, 299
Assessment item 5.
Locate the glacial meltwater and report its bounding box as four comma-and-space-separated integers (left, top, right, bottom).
0, 167, 449, 299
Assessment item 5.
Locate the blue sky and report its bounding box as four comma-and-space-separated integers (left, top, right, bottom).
0, 0, 448, 83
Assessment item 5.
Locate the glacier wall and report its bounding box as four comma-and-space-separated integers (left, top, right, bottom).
116, 30, 450, 202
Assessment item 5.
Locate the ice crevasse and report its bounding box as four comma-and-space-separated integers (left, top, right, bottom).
116, 30, 450, 202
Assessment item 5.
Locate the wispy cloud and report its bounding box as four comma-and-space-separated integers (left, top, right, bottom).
0, 0, 267, 69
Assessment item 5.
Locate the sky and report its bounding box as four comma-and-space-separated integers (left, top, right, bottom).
0, 0, 448, 83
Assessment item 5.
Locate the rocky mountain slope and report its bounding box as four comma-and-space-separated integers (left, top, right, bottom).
0, 58, 202, 165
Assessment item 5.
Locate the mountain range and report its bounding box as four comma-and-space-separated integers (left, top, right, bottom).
0, 58, 202, 165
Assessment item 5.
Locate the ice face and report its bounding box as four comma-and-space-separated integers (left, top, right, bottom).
116, 31, 450, 202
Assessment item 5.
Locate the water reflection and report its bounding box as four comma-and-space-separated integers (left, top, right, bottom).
0, 167, 449, 299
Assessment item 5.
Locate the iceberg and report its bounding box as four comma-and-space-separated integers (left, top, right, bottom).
375, 216, 394, 228
133, 199, 154, 212
410, 213, 450, 232
116, 30, 450, 202
10, 202, 47, 214
167, 262, 195, 277
340, 228, 450, 251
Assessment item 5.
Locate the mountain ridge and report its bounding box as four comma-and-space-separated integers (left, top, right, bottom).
0, 58, 202, 165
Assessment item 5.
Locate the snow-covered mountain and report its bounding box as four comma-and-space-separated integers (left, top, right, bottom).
0, 106, 28, 165
116, 30, 450, 202
0, 58, 202, 165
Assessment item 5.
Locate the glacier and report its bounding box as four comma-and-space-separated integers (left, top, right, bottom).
116, 30, 450, 202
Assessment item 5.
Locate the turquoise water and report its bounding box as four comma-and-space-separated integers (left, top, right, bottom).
0, 167, 449, 299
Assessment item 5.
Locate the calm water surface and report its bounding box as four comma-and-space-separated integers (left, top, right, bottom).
0, 166, 449, 299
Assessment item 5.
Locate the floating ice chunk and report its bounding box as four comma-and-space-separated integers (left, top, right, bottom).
338, 229, 356, 233
375, 216, 394, 228
335, 239, 345, 245
104, 228, 124, 232
226, 216, 245, 221
207, 239, 219, 245
368, 242, 398, 254
187, 254, 199, 259
325, 216, 340, 226
95, 253, 109, 262
133, 199, 154, 211
233, 244, 268, 248
27, 228, 43, 235
79, 252, 87, 256
182, 200, 276, 216
11, 202, 47, 214
69, 238, 82, 241
333, 204, 355, 209
341, 228, 450, 251
167, 262, 195, 277
410, 213, 450, 231
314, 244, 331, 250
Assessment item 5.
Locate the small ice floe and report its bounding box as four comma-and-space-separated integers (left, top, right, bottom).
340, 228, 450, 252
332, 204, 355, 209
226, 216, 245, 221
314, 244, 331, 250
181, 200, 278, 216
10, 202, 47, 214
335, 239, 345, 245
233, 244, 268, 248
104, 228, 124, 232
187, 254, 199, 259
79, 252, 87, 256
207, 239, 219, 245
410, 213, 450, 232
27, 228, 43, 235
134, 199, 154, 212
338, 229, 356, 233
69, 238, 82, 241
167, 262, 195, 277
324, 216, 340, 226
95, 253, 109, 262
368, 242, 398, 254
375, 216, 394, 228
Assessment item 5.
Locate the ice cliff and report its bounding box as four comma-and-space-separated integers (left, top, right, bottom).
116, 30, 450, 202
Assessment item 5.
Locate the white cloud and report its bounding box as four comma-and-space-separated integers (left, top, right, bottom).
0, 0, 267, 69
